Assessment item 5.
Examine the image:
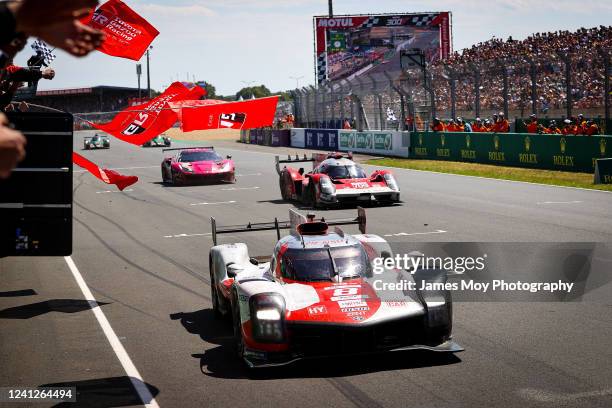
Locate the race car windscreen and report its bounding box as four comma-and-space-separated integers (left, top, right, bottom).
282, 245, 370, 281
323, 165, 368, 180
179, 151, 222, 162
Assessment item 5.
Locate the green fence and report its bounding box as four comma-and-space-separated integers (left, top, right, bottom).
411, 132, 612, 173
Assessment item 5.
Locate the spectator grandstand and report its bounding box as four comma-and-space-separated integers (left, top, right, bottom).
295, 25, 611, 132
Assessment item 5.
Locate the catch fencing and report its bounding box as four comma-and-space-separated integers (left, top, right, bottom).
292, 48, 611, 130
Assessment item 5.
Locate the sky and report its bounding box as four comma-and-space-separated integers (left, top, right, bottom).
14, 0, 612, 96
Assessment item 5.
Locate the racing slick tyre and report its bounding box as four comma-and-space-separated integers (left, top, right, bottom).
304, 185, 320, 209
209, 255, 223, 319
171, 170, 180, 185
231, 291, 245, 361
279, 174, 290, 200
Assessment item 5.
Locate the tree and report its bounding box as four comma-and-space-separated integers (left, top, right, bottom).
198, 82, 216, 99
235, 85, 271, 100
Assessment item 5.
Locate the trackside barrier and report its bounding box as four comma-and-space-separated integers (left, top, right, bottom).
338, 130, 411, 158
240, 128, 290, 147
411, 131, 612, 173
290, 128, 306, 148
595, 159, 612, 184
305, 129, 339, 151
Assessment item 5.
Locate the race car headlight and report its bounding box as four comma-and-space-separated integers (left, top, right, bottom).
383, 173, 399, 191
319, 177, 336, 195
219, 162, 231, 172
180, 163, 193, 172
249, 293, 286, 343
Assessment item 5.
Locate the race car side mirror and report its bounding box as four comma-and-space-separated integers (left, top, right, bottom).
249, 257, 259, 265
226, 155, 232, 160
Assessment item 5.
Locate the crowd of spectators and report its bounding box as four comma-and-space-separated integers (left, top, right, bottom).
431, 26, 612, 115
0, 0, 104, 178
430, 113, 600, 136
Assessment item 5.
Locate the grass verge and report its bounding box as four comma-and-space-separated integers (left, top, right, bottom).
367, 158, 612, 192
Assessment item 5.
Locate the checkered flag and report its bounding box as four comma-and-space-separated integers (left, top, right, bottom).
410, 14, 436, 27
31, 40, 56, 66
386, 107, 397, 122
359, 16, 380, 28
317, 52, 327, 84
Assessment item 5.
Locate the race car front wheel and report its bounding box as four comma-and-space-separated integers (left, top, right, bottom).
279, 174, 289, 200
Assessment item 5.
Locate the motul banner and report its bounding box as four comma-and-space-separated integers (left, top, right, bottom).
82, 0, 159, 61
179, 96, 279, 132
93, 82, 205, 145
73, 152, 138, 190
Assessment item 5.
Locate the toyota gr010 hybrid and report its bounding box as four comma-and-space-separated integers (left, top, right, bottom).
209, 208, 462, 368
143, 134, 171, 147
276, 152, 400, 208
83, 134, 110, 150
161, 146, 235, 185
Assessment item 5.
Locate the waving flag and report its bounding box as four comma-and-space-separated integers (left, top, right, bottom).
178, 96, 279, 132
82, 0, 159, 61
31, 40, 56, 66
73, 153, 138, 191
93, 82, 206, 145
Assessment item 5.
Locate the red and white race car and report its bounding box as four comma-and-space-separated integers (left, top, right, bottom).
276, 152, 400, 207
209, 208, 462, 368
161, 146, 235, 185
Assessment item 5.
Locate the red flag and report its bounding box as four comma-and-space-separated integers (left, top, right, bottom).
179, 96, 279, 132
82, 0, 159, 61
73, 152, 138, 191
93, 82, 206, 145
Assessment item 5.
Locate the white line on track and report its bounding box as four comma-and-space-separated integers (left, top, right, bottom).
236, 173, 262, 177
536, 200, 583, 205
221, 187, 260, 191
384, 230, 448, 237
164, 233, 211, 238
96, 189, 134, 194
190, 201, 236, 206
64, 256, 160, 408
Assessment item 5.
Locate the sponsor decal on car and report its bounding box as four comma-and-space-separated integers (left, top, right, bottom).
337, 299, 368, 308
308, 305, 327, 315
341, 307, 369, 313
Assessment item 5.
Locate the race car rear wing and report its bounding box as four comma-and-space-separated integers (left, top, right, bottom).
275, 154, 314, 175
162, 146, 214, 152
211, 207, 366, 246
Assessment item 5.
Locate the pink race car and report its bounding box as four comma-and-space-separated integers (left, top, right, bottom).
161, 147, 235, 185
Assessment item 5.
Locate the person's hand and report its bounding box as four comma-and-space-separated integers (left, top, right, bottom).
41, 68, 55, 80
18, 101, 30, 112
9, 1, 104, 57
0, 113, 27, 179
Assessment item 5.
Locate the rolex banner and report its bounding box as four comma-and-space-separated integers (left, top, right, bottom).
411, 132, 612, 173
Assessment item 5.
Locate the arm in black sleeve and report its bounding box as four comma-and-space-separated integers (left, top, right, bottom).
4, 66, 43, 82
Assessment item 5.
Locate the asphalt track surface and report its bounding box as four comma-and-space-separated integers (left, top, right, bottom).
2, 130, 612, 408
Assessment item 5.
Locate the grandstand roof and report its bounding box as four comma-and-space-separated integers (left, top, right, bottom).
35, 86, 140, 97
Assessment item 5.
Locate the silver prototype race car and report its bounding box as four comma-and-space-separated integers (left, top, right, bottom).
209, 208, 462, 368
83, 134, 110, 150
